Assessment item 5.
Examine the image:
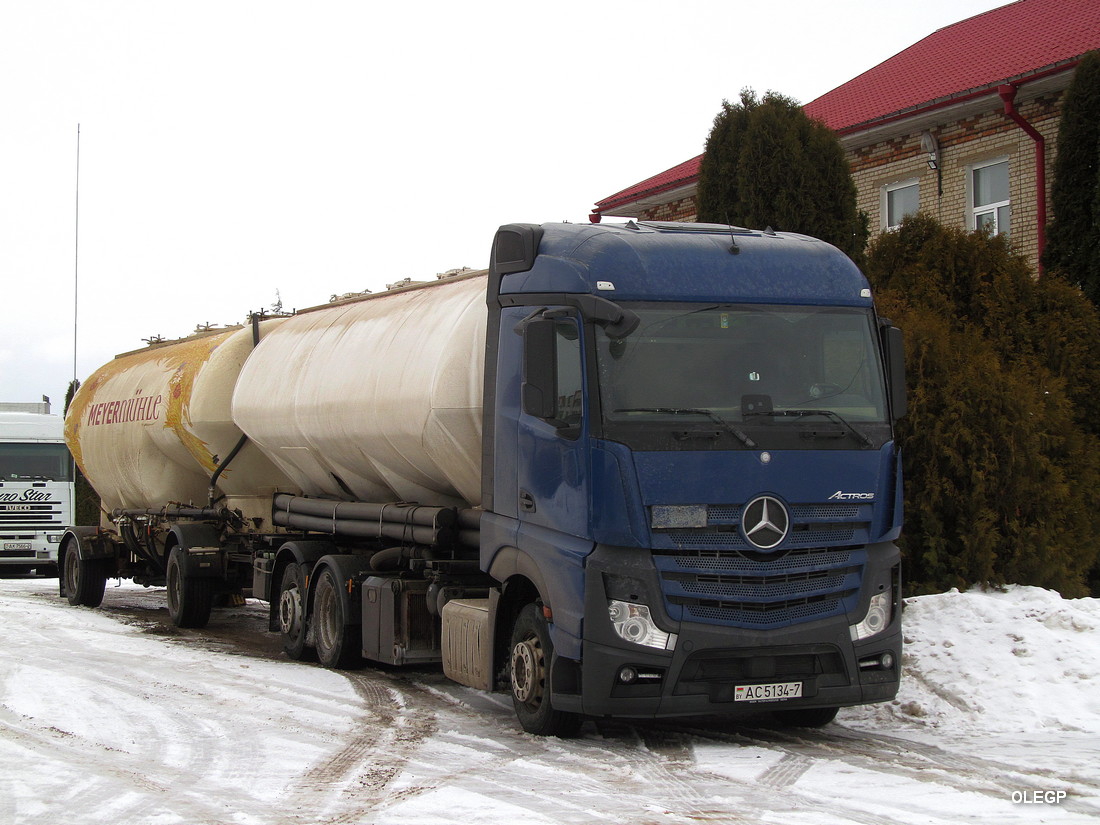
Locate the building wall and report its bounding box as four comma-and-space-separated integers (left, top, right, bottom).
849, 91, 1062, 273
641, 196, 697, 223
631, 91, 1061, 274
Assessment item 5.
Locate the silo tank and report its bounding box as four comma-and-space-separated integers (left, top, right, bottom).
231, 272, 487, 508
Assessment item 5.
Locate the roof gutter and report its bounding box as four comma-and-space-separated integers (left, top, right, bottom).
998, 83, 1046, 276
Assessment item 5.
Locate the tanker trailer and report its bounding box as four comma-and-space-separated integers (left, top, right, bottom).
61, 221, 908, 738
61, 317, 300, 623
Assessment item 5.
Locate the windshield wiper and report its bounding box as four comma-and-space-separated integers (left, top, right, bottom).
614, 407, 757, 448
745, 408, 873, 447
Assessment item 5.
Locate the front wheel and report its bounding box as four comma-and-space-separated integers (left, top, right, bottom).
508, 603, 582, 737
166, 545, 214, 628
63, 544, 107, 608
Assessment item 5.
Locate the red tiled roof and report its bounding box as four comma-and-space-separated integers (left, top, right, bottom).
594, 0, 1100, 216
594, 154, 703, 214
804, 0, 1100, 132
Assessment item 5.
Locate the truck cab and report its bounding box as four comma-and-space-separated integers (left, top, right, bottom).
0, 412, 75, 575
473, 222, 904, 734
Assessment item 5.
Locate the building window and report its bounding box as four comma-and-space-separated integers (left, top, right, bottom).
971, 159, 1010, 237
883, 179, 920, 230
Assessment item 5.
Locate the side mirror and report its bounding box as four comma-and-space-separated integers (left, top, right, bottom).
882, 325, 907, 420
522, 318, 557, 419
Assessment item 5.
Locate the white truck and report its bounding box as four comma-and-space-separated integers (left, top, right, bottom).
0, 410, 75, 575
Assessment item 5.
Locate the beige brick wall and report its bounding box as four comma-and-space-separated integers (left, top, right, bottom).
849, 91, 1062, 273
641, 196, 697, 223
632, 91, 1062, 273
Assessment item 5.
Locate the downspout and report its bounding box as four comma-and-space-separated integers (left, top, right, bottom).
998, 84, 1046, 276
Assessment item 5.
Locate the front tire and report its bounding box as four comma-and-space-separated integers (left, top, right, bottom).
166, 545, 214, 628
509, 603, 582, 737
313, 567, 362, 669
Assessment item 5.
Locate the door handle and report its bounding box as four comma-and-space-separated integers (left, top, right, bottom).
519, 489, 536, 513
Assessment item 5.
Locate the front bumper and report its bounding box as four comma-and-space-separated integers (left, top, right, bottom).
0, 537, 59, 567
553, 542, 901, 719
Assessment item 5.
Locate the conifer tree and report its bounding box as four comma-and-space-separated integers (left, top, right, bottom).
697, 89, 868, 262
1044, 50, 1100, 300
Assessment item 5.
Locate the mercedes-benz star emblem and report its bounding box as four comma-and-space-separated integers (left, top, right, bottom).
742, 495, 790, 550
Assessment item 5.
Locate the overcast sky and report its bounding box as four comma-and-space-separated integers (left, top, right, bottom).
0, 0, 1009, 409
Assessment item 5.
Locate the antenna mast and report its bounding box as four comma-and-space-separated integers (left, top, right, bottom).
72, 124, 80, 391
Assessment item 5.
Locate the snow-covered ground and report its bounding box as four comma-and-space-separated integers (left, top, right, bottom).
1, 576, 1097, 825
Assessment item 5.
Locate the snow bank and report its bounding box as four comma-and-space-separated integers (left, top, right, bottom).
847, 586, 1100, 734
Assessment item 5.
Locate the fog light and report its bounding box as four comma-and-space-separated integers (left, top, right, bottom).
617, 665, 664, 684
850, 592, 892, 641
47, 534, 63, 543
859, 652, 896, 670
608, 600, 676, 650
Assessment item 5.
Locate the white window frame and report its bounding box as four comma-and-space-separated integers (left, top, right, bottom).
881, 178, 920, 231
968, 157, 1010, 237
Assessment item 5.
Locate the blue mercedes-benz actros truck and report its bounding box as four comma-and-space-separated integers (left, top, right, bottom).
452, 220, 905, 735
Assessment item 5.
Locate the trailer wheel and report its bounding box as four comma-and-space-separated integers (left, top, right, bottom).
771, 706, 839, 728
508, 603, 582, 737
278, 563, 315, 661
63, 544, 107, 608
166, 545, 214, 629
313, 567, 362, 669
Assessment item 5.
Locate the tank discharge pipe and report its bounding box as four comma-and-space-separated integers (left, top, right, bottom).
113, 506, 229, 521
272, 494, 458, 547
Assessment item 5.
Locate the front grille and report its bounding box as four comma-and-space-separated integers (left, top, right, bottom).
0, 504, 63, 527
650, 500, 869, 629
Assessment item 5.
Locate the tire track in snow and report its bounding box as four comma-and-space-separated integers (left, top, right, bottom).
668, 720, 1100, 819
278, 671, 440, 824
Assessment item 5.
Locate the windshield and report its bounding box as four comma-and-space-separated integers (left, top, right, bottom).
0, 443, 74, 482
595, 304, 889, 450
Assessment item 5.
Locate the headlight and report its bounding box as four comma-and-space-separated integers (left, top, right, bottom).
608, 600, 677, 650
47, 534, 63, 543
850, 592, 892, 641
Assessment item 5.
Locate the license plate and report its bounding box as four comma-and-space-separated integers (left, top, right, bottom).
734, 681, 803, 702
4, 543, 32, 551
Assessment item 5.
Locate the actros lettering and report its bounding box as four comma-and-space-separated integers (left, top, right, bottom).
828, 491, 875, 501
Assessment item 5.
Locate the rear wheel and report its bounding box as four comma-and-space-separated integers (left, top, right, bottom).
278, 563, 315, 661
63, 544, 107, 608
166, 545, 214, 628
771, 706, 839, 727
313, 567, 362, 669
509, 603, 582, 737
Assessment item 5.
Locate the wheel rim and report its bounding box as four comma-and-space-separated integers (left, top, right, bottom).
511, 634, 545, 707
64, 547, 79, 594
316, 578, 338, 653
279, 584, 302, 636
167, 558, 181, 614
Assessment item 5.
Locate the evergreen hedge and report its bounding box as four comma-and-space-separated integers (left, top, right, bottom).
866, 215, 1100, 597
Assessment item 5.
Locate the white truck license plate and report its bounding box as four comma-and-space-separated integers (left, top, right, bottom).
734, 681, 803, 702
